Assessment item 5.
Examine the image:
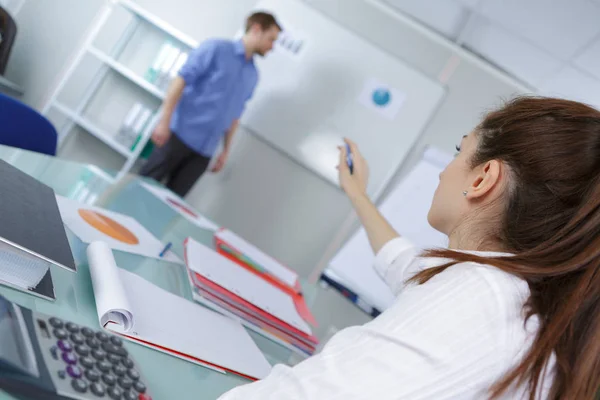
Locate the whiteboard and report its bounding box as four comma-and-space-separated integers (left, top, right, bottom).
325, 148, 452, 311
242, 0, 446, 198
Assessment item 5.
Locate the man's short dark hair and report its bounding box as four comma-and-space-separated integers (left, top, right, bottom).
245, 12, 281, 33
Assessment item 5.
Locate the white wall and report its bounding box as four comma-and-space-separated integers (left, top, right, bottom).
4, 0, 525, 282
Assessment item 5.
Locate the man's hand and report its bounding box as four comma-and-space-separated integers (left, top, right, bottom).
151, 122, 171, 148
211, 151, 228, 173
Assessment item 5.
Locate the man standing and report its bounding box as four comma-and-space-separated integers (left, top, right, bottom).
140, 12, 281, 197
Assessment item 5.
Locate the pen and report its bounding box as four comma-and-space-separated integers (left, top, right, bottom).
159, 242, 172, 258
346, 143, 354, 174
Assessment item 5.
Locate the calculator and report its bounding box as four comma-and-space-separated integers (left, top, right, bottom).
0, 294, 152, 400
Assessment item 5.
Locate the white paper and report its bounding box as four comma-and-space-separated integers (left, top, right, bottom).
56, 195, 182, 264
215, 229, 298, 288
87, 242, 134, 331
328, 148, 452, 311
186, 239, 311, 335
87, 241, 272, 380
0, 239, 49, 290
357, 77, 407, 121
139, 182, 219, 231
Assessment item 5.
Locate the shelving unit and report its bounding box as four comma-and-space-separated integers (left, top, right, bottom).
42, 0, 198, 181
87, 47, 166, 100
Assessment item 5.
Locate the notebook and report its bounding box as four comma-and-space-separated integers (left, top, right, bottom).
213, 229, 317, 327
87, 241, 272, 381
0, 160, 76, 300
214, 229, 299, 289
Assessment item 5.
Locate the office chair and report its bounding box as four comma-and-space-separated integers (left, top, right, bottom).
0, 93, 58, 156
0, 6, 17, 75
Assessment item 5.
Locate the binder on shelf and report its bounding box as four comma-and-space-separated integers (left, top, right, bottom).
129, 108, 153, 151
155, 45, 181, 90
169, 52, 188, 80
145, 42, 172, 83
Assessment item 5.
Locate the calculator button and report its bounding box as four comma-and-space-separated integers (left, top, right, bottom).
66, 322, 80, 333
57, 340, 73, 352
91, 382, 106, 397
107, 386, 122, 400
80, 356, 95, 369
87, 337, 101, 349
81, 327, 95, 338
62, 352, 77, 365
71, 379, 88, 393
57, 370, 66, 380
53, 328, 68, 339
103, 373, 117, 386
127, 369, 139, 381
103, 342, 128, 357
113, 364, 127, 377
71, 333, 85, 345
110, 336, 123, 347
92, 349, 107, 361
96, 332, 109, 342
75, 345, 90, 357
123, 390, 137, 400
138, 394, 152, 400
67, 365, 83, 379
49, 317, 64, 328
108, 354, 121, 364
118, 377, 133, 390
97, 360, 112, 373
121, 358, 134, 369
85, 369, 101, 383
133, 381, 146, 393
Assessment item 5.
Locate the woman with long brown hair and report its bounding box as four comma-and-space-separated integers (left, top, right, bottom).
219, 97, 600, 399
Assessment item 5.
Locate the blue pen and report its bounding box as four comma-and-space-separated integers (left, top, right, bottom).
345, 143, 354, 174
159, 242, 172, 258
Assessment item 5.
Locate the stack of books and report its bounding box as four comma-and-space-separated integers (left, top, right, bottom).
184, 232, 319, 356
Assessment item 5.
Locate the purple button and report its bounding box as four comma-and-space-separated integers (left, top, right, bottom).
62, 352, 77, 365
57, 340, 73, 352
66, 365, 82, 379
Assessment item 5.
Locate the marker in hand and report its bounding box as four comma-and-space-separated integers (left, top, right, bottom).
345, 143, 354, 175
159, 242, 173, 258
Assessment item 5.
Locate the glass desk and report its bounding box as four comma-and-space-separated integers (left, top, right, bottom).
0, 146, 365, 400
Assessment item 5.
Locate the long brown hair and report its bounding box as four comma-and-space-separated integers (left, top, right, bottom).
409, 97, 600, 399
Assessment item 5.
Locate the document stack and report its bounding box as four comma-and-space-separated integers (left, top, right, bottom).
184, 234, 319, 357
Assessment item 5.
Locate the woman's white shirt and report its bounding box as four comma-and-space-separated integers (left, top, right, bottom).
218, 237, 553, 399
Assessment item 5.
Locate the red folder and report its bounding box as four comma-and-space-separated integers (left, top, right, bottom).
214, 231, 318, 327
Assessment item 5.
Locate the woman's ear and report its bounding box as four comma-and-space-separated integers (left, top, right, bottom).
466, 160, 502, 200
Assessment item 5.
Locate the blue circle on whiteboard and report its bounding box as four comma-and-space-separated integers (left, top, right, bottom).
372, 88, 392, 107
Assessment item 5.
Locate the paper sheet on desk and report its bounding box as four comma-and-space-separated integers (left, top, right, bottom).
56, 195, 182, 264
138, 181, 219, 231
86, 242, 272, 380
